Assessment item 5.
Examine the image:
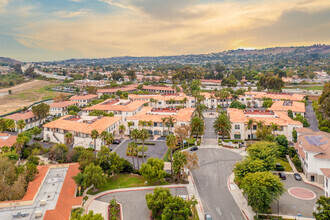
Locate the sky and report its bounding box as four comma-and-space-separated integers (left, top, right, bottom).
0, 0, 329, 62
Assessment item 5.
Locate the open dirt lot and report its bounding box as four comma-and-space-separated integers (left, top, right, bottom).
0, 80, 70, 115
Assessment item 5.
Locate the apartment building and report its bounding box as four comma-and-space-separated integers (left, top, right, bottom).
320, 169, 330, 197
43, 115, 122, 150
96, 84, 138, 96
268, 100, 306, 117
227, 108, 303, 141
141, 85, 176, 94
82, 99, 147, 118
129, 93, 195, 108
69, 94, 98, 107
126, 107, 195, 136
4, 111, 45, 131
49, 101, 78, 117
294, 129, 330, 185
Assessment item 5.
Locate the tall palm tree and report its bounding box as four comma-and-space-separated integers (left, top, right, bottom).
166, 134, 177, 176
131, 128, 140, 144
167, 116, 176, 133
161, 117, 167, 135
17, 120, 26, 133
150, 98, 155, 107
147, 120, 153, 135
138, 120, 146, 129
100, 131, 108, 146
256, 120, 265, 129
119, 124, 126, 138
182, 97, 188, 108
154, 99, 158, 108
195, 104, 207, 118
247, 118, 255, 140
213, 113, 231, 141
139, 129, 149, 163
190, 117, 205, 139
91, 129, 99, 151
65, 132, 74, 148
127, 142, 138, 169
127, 121, 133, 138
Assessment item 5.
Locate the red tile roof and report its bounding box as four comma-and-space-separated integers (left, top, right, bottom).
320, 168, 330, 178
4, 111, 36, 121
44, 163, 83, 220
50, 101, 78, 108
0, 133, 17, 148
70, 94, 98, 100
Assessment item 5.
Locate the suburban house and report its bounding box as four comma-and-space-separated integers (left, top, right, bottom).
69, 94, 98, 107
4, 111, 45, 131
294, 128, 330, 185
0, 133, 17, 148
128, 93, 195, 108
268, 100, 306, 117
126, 107, 195, 136
49, 101, 78, 117
43, 115, 122, 150
82, 99, 147, 119
96, 84, 138, 96
141, 85, 176, 94
227, 108, 303, 141
320, 169, 330, 197
200, 79, 222, 86
68, 79, 109, 88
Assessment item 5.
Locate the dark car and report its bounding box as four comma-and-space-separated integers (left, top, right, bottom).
278, 173, 286, 180
205, 214, 212, 220
157, 136, 166, 141
190, 146, 198, 151
294, 173, 302, 181
113, 139, 121, 144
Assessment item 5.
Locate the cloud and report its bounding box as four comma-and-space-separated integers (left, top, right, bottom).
10, 0, 330, 59
0, 0, 8, 12
54, 9, 90, 18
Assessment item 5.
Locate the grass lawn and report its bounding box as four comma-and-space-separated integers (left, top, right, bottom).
190, 206, 200, 220
163, 148, 171, 162
284, 85, 324, 90
276, 158, 293, 172
87, 174, 169, 195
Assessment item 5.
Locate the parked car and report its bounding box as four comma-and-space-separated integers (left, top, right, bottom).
205, 214, 212, 220
294, 173, 302, 181
113, 139, 121, 144
190, 146, 198, 151
157, 136, 166, 141
278, 173, 286, 180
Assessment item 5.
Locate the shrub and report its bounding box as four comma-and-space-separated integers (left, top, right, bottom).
292, 155, 303, 172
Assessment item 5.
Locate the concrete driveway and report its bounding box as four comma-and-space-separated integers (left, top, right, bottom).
271, 173, 323, 217
191, 148, 244, 220
95, 187, 188, 220
305, 101, 319, 131
113, 139, 168, 169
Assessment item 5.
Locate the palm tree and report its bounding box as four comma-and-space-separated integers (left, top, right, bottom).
138, 120, 146, 129
167, 116, 176, 133
119, 124, 126, 139
271, 123, 279, 135
247, 118, 255, 140
65, 132, 74, 148
190, 117, 205, 139
100, 131, 108, 146
154, 99, 158, 108
127, 142, 138, 169
6, 119, 15, 132
150, 98, 155, 107
213, 113, 231, 141
131, 129, 140, 144
161, 117, 167, 135
147, 120, 153, 135
17, 120, 26, 133
139, 129, 149, 163
73, 172, 85, 195
256, 120, 265, 129
182, 97, 188, 108
195, 104, 207, 118
91, 129, 99, 151
127, 121, 133, 138
105, 133, 114, 147
166, 134, 177, 176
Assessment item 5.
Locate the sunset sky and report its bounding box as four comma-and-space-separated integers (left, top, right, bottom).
0, 0, 329, 61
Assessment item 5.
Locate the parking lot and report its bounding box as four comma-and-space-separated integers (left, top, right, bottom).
113, 139, 168, 169
271, 173, 323, 217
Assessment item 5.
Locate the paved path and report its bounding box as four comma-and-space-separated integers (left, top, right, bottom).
305, 101, 319, 131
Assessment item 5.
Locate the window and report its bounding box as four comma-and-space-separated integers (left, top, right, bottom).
235, 125, 240, 129
306, 152, 308, 159
234, 134, 241, 139
253, 125, 257, 130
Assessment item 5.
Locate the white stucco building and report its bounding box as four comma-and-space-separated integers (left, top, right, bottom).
4, 111, 45, 131
49, 101, 78, 117
69, 94, 98, 107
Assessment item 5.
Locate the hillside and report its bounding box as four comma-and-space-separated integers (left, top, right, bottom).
44, 44, 330, 65
0, 57, 21, 65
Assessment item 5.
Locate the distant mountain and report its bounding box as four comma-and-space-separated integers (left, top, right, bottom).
0, 57, 21, 65
42, 44, 330, 65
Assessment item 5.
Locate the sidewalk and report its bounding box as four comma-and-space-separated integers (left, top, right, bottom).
228, 173, 255, 220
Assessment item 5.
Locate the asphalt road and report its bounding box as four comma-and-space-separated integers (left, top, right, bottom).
191, 148, 244, 220
203, 117, 217, 139
271, 174, 323, 217
305, 101, 319, 131
96, 187, 188, 220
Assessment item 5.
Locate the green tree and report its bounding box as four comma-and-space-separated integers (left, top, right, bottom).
91, 129, 99, 151
126, 142, 138, 169
131, 128, 140, 144
127, 70, 136, 81
16, 119, 26, 133
161, 196, 197, 220
230, 101, 246, 109
83, 163, 107, 190
173, 151, 187, 182
313, 196, 330, 220
276, 135, 289, 157
166, 134, 177, 176
119, 124, 126, 139
247, 141, 278, 170
67, 105, 80, 113
127, 121, 133, 138
213, 113, 231, 140
190, 116, 205, 139
140, 157, 166, 183
240, 171, 285, 214
256, 125, 274, 141
234, 158, 266, 185
6, 119, 15, 132
292, 129, 297, 143
139, 129, 149, 163
32, 103, 50, 119
78, 149, 96, 171
146, 187, 173, 218
287, 110, 293, 119
70, 210, 104, 220
48, 143, 68, 163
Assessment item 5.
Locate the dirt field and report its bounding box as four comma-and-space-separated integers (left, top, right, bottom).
0, 80, 70, 115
